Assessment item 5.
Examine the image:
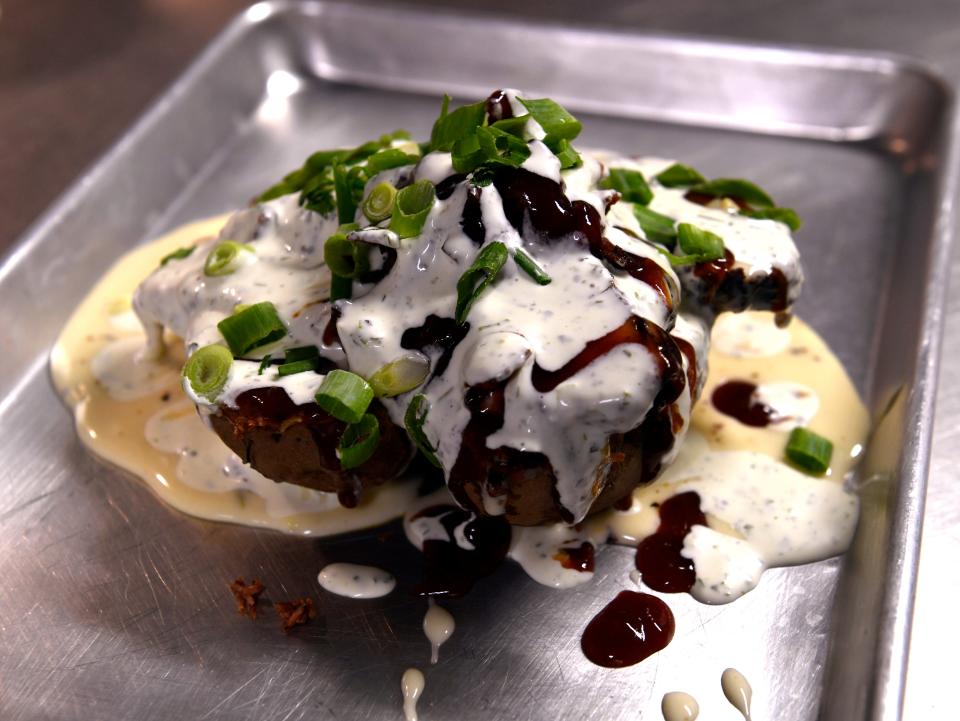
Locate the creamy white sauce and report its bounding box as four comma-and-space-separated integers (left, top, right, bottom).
661, 692, 700, 721
508, 524, 594, 589
423, 600, 455, 664
752, 381, 819, 431
317, 563, 396, 599
711, 311, 791, 358
721, 668, 753, 720
401, 668, 425, 721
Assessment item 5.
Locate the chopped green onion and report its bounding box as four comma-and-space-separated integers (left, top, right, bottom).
160, 246, 195, 266
741, 207, 802, 231
785, 427, 833, 475
333, 164, 360, 224
232, 303, 251, 314
601, 168, 653, 205
455, 241, 508, 324
390, 179, 436, 238
362, 182, 398, 222
514, 248, 552, 285
367, 353, 431, 397
655, 163, 706, 188
551, 138, 582, 170
203, 241, 253, 277
429, 95, 486, 151
217, 302, 287, 356
452, 131, 487, 174
314, 370, 374, 424
284, 346, 319, 363
490, 116, 529, 137
257, 354, 273, 375
324, 230, 370, 278
518, 97, 582, 144
689, 178, 775, 208
477, 126, 530, 167
338, 413, 381, 470
677, 223, 725, 261
404, 393, 441, 467
366, 148, 418, 174
182, 344, 233, 402
300, 168, 337, 215
330, 273, 352, 301
633, 205, 678, 247
277, 359, 319, 376
305, 149, 349, 174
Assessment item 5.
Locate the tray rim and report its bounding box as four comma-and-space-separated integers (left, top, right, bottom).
2, 3, 957, 720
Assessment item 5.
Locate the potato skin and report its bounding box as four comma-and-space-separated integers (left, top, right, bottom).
209, 387, 412, 505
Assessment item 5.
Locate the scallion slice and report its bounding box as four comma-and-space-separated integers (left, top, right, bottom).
337, 413, 381, 470
362, 182, 398, 223
633, 205, 678, 247
366, 148, 418, 174
551, 139, 583, 170
517, 97, 583, 144
784, 427, 833, 475
404, 393, 441, 467
689, 178, 775, 208
677, 223, 725, 261
367, 353, 430, 397
277, 359, 319, 377
330, 273, 352, 301
655, 163, 706, 188
324, 231, 370, 278
514, 248, 552, 285
217, 302, 287, 356
160, 246, 195, 266
429, 95, 486, 151
741, 207, 802, 231
182, 344, 232, 402
490, 116, 529, 137
390, 179, 436, 238
284, 346, 319, 363
455, 241, 508, 324
257, 354, 273, 375
601, 168, 653, 205
333, 164, 359, 224
203, 241, 253, 277
314, 370, 374, 424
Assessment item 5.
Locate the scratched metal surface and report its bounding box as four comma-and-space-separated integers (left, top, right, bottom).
0, 3, 954, 720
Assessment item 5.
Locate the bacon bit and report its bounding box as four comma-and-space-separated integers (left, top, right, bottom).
275, 598, 317, 633
230, 577, 265, 619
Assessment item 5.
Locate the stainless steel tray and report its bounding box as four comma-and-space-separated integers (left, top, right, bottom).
0, 3, 954, 720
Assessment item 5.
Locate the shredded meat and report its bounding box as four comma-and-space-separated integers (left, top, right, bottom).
229, 577, 265, 619
274, 598, 317, 633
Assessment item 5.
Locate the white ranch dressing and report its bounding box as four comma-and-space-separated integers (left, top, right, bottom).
317, 563, 396, 599
401, 668, 425, 721
721, 667, 754, 720
661, 691, 700, 721
423, 599, 455, 664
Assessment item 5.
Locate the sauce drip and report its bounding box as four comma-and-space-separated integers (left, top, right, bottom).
401, 668, 425, 721
484, 89, 514, 122
661, 692, 700, 721
411, 504, 511, 597
580, 590, 675, 668
721, 667, 754, 720
693, 250, 789, 313
401, 315, 471, 379
711, 380, 778, 427
553, 542, 595, 573
435, 173, 467, 200
531, 316, 684, 395
460, 185, 485, 245
635, 491, 706, 593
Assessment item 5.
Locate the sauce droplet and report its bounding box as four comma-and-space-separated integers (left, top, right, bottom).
661, 691, 700, 721
317, 563, 396, 599
401, 667, 425, 721
423, 599, 455, 664
580, 590, 675, 668
711, 380, 778, 427
635, 491, 706, 593
721, 667, 753, 720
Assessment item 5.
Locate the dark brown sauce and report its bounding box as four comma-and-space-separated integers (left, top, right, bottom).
634, 491, 706, 593
580, 590, 675, 668
672, 336, 699, 401
484, 89, 514, 123
435, 173, 467, 200
322, 307, 341, 348
692, 249, 790, 313
554, 542, 595, 573
461, 185, 485, 245
401, 315, 471, 378
410, 504, 512, 597
356, 246, 397, 285
531, 316, 685, 397
711, 380, 777, 427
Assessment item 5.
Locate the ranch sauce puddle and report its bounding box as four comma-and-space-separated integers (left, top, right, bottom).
50, 216, 418, 536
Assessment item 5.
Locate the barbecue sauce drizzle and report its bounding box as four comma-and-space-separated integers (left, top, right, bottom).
711, 380, 778, 427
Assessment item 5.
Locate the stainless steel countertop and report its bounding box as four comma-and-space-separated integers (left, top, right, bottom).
2, 1, 957, 717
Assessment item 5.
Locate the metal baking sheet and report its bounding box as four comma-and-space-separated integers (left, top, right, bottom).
0, 2, 954, 720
